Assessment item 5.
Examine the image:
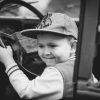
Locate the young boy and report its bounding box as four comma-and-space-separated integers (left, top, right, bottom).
0, 12, 97, 100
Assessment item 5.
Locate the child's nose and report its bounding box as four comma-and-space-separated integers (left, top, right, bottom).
43, 47, 51, 55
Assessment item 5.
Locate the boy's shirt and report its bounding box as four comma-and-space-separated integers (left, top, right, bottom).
7, 63, 64, 100
6, 58, 98, 100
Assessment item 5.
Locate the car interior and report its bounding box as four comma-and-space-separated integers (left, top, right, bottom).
0, 0, 100, 100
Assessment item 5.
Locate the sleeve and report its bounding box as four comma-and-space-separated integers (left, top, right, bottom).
6, 66, 64, 100
92, 74, 98, 83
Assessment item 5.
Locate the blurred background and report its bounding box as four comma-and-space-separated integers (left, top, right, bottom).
0, 0, 80, 18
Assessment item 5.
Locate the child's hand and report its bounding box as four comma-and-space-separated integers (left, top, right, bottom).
0, 46, 15, 67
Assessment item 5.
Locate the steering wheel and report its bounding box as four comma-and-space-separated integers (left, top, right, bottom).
0, 0, 44, 20
0, 0, 46, 76
0, 0, 46, 100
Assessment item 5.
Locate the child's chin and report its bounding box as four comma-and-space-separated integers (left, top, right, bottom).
46, 62, 56, 66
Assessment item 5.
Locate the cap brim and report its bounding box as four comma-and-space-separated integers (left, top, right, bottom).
21, 29, 65, 39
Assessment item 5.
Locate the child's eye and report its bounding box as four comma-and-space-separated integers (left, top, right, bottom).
49, 44, 57, 48
38, 45, 44, 48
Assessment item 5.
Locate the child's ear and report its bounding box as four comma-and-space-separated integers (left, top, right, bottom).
71, 40, 77, 54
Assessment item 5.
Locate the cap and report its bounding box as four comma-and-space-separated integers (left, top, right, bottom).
21, 12, 78, 39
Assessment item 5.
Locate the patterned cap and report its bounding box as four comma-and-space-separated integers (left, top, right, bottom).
21, 12, 78, 39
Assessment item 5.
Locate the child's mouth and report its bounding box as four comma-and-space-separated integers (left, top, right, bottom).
43, 57, 56, 63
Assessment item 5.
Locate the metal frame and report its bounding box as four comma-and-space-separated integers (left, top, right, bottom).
73, 0, 100, 98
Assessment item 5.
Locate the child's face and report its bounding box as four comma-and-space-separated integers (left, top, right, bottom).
37, 33, 72, 66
